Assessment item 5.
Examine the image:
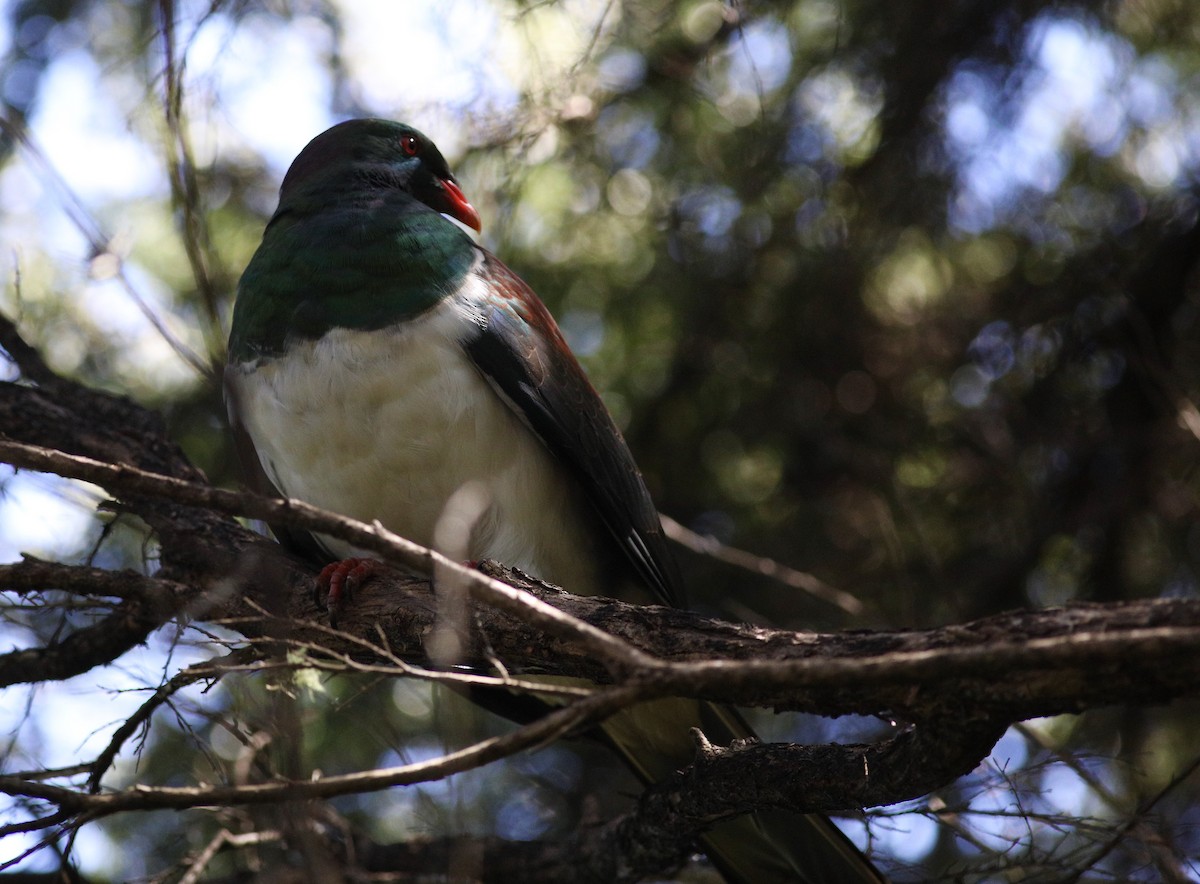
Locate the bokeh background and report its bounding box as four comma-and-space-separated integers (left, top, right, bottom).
2, 0, 1200, 880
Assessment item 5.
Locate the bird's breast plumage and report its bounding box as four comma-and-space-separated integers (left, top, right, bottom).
227, 279, 605, 596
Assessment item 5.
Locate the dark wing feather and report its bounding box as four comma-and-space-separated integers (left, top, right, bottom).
463, 251, 683, 606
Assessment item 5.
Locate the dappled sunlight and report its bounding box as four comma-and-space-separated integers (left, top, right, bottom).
944, 11, 1200, 234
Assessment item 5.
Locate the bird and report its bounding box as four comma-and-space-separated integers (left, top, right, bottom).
225, 118, 883, 883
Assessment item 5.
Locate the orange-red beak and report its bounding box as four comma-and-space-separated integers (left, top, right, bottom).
439, 177, 482, 232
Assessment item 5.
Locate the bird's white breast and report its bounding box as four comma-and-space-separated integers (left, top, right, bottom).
227, 287, 603, 596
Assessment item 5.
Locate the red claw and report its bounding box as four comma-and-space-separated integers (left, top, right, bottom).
315, 557, 381, 625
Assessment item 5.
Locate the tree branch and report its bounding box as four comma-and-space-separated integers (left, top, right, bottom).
0, 436, 657, 677
0, 682, 646, 815
0, 559, 193, 687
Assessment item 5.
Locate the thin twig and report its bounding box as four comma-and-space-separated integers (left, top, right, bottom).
157, 0, 226, 363
178, 829, 282, 884
243, 606, 595, 699
0, 119, 211, 378
87, 646, 261, 793
1058, 749, 1200, 884
660, 513, 867, 615
0, 681, 646, 816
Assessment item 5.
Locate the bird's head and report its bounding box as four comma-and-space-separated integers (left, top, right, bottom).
277, 118, 482, 233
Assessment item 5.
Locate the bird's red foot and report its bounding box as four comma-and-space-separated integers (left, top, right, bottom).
316, 557, 381, 625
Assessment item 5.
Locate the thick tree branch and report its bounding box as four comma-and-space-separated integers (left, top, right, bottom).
296, 562, 1200, 721
0, 559, 193, 687
4, 431, 1196, 721
350, 713, 1002, 884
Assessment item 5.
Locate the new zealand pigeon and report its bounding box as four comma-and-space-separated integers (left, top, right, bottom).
226, 118, 883, 884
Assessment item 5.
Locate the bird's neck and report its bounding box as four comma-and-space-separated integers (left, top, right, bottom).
229, 197, 478, 363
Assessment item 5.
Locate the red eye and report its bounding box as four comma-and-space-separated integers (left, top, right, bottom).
400, 135, 419, 156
